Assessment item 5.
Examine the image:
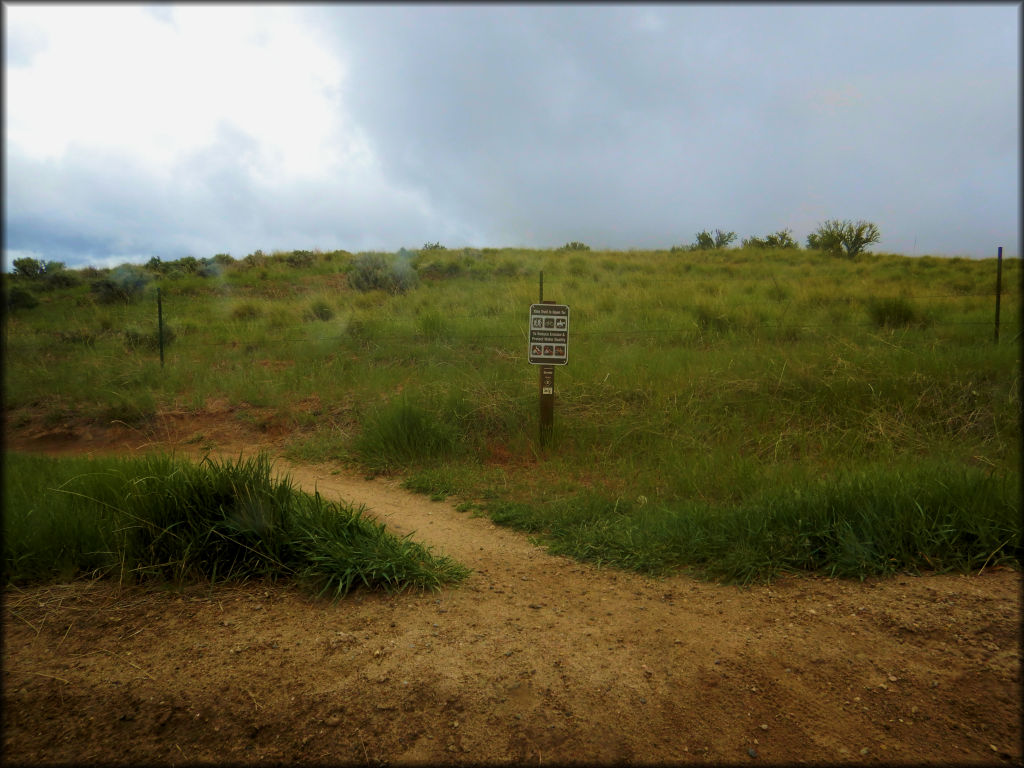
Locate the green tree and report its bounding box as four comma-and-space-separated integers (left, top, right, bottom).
807, 219, 880, 258
743, 229, 798, 249
694, 229, 737, 250
12, 257, 45, 278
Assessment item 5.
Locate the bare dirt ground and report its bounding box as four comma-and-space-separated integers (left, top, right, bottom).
3, 417, 1021, 765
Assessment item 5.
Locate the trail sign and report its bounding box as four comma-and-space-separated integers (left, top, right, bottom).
529, 303, 569, 365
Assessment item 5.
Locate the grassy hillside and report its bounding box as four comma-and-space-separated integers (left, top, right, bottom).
4, 245, 1020, 581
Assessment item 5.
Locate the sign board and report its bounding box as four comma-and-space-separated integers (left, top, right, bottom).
529, 303, 569, 365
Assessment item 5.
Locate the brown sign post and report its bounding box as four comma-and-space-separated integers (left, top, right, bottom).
529, 284, 569, 447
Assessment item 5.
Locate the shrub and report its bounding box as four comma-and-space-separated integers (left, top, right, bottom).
90, 266, 149, 304
173, 256, 200, 274
421, 242, 446, 251
195, 258, 221, 278
692, 230, 737, 250
213, 253, 235, 266
12, 257, 45, 279
6, 286, 39, 310
349, 252, 419, 294
560, 241, 591, 251
808, 219, 880, 258
286, 250, 315, 268
743, 229, 798, 249
11, 257, 71, 281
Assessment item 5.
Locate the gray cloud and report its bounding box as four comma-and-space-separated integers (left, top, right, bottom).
302, 4, 1019, 254
4, 4, 1019, 268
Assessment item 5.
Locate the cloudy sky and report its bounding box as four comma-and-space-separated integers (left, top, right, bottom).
3, 3, 1019, 269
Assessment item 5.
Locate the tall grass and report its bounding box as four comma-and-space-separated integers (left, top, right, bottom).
3, 452, 469, 596
480, 462, 1020, 583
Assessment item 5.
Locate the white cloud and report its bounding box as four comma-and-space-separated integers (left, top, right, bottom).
4, 4, 368, 183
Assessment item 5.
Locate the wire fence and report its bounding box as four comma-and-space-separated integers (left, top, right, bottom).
8, 267, 1018, 357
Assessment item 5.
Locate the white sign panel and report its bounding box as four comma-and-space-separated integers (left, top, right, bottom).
529, 303, 569, 365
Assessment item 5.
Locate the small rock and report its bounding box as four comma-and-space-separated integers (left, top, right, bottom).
860, 747, 870, 756
759, 724, 769, 731
748, 748, 758, 758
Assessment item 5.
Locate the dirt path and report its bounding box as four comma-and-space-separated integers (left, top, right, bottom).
3, 436, 1021, 764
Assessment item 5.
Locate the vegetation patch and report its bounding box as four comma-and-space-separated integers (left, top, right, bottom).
3, 452, 468, 597
354, 396, 466, 474
481, 463, 1019, 583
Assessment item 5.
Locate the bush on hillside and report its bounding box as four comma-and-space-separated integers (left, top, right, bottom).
90, 266, 150, 304
807, 220, 880, 258
743, 229, 799, 249
6, 286, 39, 310
349, 251, 419, 294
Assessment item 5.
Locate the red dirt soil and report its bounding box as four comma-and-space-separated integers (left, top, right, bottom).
3, 418, 1021, 765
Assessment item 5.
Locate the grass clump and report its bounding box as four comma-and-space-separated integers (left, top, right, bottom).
866, 296, 928, 328
3, 451, 468, 597
482, 463, 1019, 583
230, 302, 262, 321
354, 397, 465, 474
306, 299, 335, 322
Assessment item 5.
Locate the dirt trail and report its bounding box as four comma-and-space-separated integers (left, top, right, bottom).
3, 434, 1021, 765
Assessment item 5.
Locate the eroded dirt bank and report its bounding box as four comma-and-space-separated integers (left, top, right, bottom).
3, 430, 1021, 764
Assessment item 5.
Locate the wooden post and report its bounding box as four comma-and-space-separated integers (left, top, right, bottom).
994, 246, 1003, 344
157, 287, 165, 368
538, 272, 554, 447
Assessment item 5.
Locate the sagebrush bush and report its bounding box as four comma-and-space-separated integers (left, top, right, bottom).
90, 266, 149, 304
349, 252, 419, 294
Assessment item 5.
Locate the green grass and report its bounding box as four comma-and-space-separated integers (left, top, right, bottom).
4, 245, 1020, 583
3, 451, 469, 597
479, 461, 1019, 583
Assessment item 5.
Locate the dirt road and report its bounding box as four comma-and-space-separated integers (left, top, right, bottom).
3, 436, 1021, 764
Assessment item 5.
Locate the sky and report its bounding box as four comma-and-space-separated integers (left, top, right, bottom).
3, 3, 1020, 270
